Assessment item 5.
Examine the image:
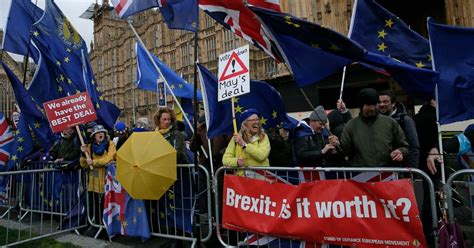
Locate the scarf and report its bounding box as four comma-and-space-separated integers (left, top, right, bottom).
157, 126, 172, 135
92, 140, 108, 156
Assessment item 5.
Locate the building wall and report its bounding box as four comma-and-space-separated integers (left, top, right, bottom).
89, 1, 469, 126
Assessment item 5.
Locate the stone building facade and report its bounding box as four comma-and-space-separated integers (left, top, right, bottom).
88, 0, 471, 126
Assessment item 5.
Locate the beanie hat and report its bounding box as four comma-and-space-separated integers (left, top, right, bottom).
239, 109, 261, 127
357, 88, 379, 108
309, 106, 328, 122
114, 121, 127, 134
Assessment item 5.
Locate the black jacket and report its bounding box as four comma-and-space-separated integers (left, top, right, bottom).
389, 102, 420, 168
413, 104, 438, 169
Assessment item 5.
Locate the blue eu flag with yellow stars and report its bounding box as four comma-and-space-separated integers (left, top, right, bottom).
198, 63, 291, 139
1, 62, 55, 151
136, 42, 202, 100
250, 6, 366, 87
5, 115, 34, 171
428, 18, 474, 124
349, 0, 432, 69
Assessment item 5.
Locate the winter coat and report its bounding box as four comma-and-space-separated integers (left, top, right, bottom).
293, 120, 343, 167
158, 126, 188, 164
389, 102, 420, 168
80, 141, 116, 193
340, 113, 409, 167
327, 109, 352, 138
222, 133, 270, 176
268, 133, 293, 167
50, 136, 81, 162
413, 104, 438, 170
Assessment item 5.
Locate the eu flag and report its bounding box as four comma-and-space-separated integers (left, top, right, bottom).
198, 63, 291, 139
31, 0, 119, 129
2, 0, 42, 60
1, 62, 55, 151
250, 6, 366, 87
428, 19, 474, 124
349, 0, 432, 69
136, 42, 202, 100
111, 0, 198, 32
5, 115, 34, 171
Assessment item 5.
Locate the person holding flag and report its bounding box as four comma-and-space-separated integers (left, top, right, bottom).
222, 109, 270, 177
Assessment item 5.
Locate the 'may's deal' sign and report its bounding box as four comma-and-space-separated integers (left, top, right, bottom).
43, 93, 97, 133
218, 45, 250, 102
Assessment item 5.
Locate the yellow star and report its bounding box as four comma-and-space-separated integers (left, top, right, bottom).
58, 86, 63, 93
235, 105, 243, 113
385, 18, 394, 28
33, 31, 39, 36
18, 137, 24, 143
64, 57, 70, 63
133, 217, 137, 224
99, 95, 104, 101
160, 211, 165, 219
11, 154, 18, 161
18, 146, 23, 152
261, 117, 267, 125
122, 220, 129, 228
116, 215, 121, 221
378, 29, 387, 39
415, 61, 425, 68
178, 84, 184, 89
96, 103, 100, 109
234, 97, 240, 103
91, 79, 95, 85
56, 60, 61, 66
329, 44, 341, 51
66, 48, 71, 53
67, 78, 72, 85
284, 15, 300, 28
137, 207, 143, 214
76, 90, 81, 94
34, 122, 41, 129
15, 130, 19, 135
169, 204, 175, 210
272, 110, 278, 119
377, 42, 387, 52
170, 85, 175, 90
168, 191, 175, 200
428, 54, 432, 62
59, 74, 65, 81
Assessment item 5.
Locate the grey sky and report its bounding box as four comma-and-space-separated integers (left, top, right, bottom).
0, 0, 96, 59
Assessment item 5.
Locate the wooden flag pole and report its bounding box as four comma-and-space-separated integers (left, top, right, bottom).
75, 125, 93, 170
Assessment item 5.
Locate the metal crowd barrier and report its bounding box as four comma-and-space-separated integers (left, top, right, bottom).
85, 164, 213, 246
445, 169, 474, 223
0, 167, 87, 247
214, 167, 438, 248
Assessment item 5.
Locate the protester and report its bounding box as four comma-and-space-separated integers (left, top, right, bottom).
153, 107, 188, 164
268, 125, 293, 167
222, 109, 270, 176
327, 99, 352, 138
85, 121, 98, 144
112, 121, 129, 150
132, 117, 151, 132
378, 89, 420, 168
293, 106, 341, 167
79, 124, 116, 224
49, 127, 81, 166
340, 88, 409, 167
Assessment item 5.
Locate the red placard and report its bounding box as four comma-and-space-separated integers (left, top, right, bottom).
222, 175, 426, 247
43, 93, 97, 133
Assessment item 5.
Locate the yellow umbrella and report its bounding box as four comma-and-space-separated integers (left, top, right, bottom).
116, 131, 177, 200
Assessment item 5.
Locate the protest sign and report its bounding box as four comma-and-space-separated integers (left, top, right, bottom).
222, 175, 426, 247
218, 45, 250, 102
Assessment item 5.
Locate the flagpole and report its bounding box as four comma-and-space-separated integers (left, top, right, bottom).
192, 29, 201, 247
338, 0, 358, 101
127, 20, 195, 133
427, 18, 445, 184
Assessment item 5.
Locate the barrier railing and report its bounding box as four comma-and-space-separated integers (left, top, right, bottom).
214, 167, 438, 248
445, 169, 474, 223
0, 167, 87, 247
85, 164, 213, 246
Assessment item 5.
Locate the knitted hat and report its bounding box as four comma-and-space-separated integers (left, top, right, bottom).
239, 109, 261, 127
309, 106, 328, 122
114, 121, 127, 134
357, 88, 379, 107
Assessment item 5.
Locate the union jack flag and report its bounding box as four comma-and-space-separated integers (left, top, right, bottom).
0, 113, 13, 167
111, 0, 165, 18
199, 0, 282, 61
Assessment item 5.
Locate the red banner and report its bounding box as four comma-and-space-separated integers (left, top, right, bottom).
43, 93, 97, 133
222, 174, 426, 247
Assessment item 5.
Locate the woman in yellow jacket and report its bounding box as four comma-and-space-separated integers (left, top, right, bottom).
223, 109, 271, 176
80, 125, 116, 193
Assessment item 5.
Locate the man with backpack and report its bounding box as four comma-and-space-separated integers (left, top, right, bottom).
378, 89, 420, 168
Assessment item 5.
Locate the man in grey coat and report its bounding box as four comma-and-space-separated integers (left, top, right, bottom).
378, 89, 420, 168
